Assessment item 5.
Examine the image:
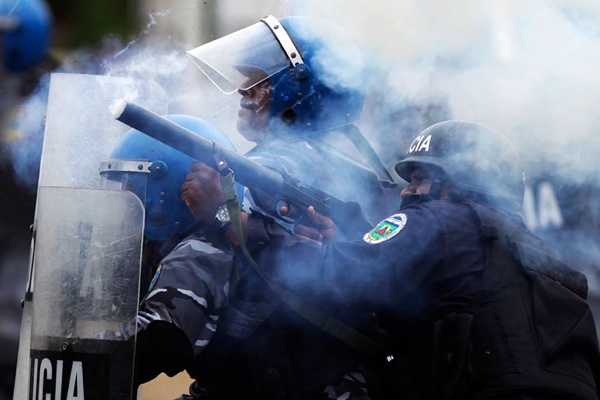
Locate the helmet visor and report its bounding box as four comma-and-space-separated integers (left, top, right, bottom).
186, 20, 290, 94
99, 159, 151, 204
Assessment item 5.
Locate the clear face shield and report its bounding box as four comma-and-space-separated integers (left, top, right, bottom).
186, 15, 303, 94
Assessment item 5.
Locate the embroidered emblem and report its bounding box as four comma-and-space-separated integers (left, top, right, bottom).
141, 264, 163, 306
147, 264, 163, 293
363, 213, 407, 244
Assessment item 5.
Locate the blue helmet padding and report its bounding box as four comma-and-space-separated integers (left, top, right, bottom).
109, 114, 244, 241
1, 0, 52, 71
268, 16, 366, 138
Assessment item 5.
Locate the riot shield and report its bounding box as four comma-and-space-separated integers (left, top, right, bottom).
13, 73, 166, 400
28, 187, 144, 399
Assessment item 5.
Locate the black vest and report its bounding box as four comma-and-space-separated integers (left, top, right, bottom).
438, 203, 600, 399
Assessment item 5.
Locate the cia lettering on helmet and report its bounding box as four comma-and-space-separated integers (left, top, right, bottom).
408, 135, 432, 153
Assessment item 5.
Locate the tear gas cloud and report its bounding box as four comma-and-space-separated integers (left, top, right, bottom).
294, 0, 600, 182
293, 17, 366, 95
5, 1, 600, 280
7, 4, 241, 192
9, 0, 600, 196
291, 0, 600, 288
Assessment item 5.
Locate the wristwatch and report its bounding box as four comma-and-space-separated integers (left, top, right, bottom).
214, 203, 231, 230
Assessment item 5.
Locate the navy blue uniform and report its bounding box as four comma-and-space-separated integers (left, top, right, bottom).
183, 133, 394, 399
248, 196, 600, 400
131, 130, 396, 398
255, 197, 485, 318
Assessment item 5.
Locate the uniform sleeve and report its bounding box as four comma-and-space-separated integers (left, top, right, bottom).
131, 239, 236, 358
134, 320, 193, 384
265, 206, 445, 315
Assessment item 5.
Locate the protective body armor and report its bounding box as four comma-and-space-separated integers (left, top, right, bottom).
463, 202, 600, 399
424, 202, 600, 400
376, 201, 600, 400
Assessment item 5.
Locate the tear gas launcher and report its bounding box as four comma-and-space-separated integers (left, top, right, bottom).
111, 100, 372, 240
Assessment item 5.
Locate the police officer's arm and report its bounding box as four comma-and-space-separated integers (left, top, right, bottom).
283, 205, 339, 245
181, 161, 329, 246
181, 168, 444, 314
180, 161, 246, 244
249, 205, 445, 311
134, 321, 193, 384
178, 161, 444, 311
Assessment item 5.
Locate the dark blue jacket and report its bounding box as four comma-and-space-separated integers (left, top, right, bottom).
252, 196, 600, 399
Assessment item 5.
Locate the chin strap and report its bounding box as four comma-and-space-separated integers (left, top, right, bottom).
428, 177, 445, 200
213, 150, 386, 354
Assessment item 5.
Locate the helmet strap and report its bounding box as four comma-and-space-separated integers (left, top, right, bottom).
261, 16, 304, 66
427, 177, 446, 200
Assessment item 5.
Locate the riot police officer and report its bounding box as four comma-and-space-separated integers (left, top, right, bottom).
101, 14, 396, 399
177, 15, 397, 400
99, 115, 245, 386
190, 120, 600, 399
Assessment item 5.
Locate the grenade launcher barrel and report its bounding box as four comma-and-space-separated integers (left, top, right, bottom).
111, 100, 372, 239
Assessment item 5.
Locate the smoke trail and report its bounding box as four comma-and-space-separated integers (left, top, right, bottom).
111, 9, 173, 60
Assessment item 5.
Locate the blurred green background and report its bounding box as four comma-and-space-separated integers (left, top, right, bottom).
47, 0, 132, 48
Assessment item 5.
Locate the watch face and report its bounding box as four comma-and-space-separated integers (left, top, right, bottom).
216, 204, 231, 223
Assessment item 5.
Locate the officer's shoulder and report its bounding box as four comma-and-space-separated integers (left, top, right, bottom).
403, 199, 474, 220
170, 235, 227, 256
423, 198, 469, 209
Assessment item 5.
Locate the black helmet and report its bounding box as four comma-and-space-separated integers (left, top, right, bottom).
395, 120, 525, 211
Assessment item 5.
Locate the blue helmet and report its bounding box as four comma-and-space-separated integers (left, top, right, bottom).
101, 115, 244, 241
0, 0, 52, 71
186, 15, 366, 138
269, 16, 366, 137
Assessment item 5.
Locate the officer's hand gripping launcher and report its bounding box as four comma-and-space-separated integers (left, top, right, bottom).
111, 101, 373, 240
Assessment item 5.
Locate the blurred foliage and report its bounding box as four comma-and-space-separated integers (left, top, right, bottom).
46, 0, 136, 48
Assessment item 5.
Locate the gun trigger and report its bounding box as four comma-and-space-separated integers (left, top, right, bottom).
274, 200, 298, 225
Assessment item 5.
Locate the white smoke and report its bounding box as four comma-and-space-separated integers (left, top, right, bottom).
285, 0, 600, 297
292, 0, 600, 183
6, 3, 238, 191
7, 0, 600, 273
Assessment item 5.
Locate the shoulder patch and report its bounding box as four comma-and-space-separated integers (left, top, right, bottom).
140, 263, 163, 306
147, 263, 163, 293
363, 213, 407, 244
